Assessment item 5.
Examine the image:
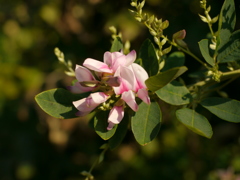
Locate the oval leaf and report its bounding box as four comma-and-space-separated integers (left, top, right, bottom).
138, 39, 159, 76
200, 97, 240, 123
161, 51, 185, 71
217, 0, 236, 50
155, 80, 192, 105
198, 39, 215, 66
176, 108, 213, 138
145, 66, 188, 92
110, 37, 123, 52
217, 30, 240, 63
94, 111, 117, 140
35, 88, 88, 119
131, 101, 162, 146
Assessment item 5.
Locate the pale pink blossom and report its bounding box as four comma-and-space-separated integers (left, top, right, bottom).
68, 65, 97, 93
106, 63, 150, 130
73, 92, 109, 116
130, 63, 150, 104
83, 50, 136, 74
70, 50, 150, 131
113, 66, 138, 110
107, 106, 124, 130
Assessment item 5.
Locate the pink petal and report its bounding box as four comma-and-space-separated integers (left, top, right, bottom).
103, 51, 123, 67
113, 66, 134, 95
103, 51, 112, 66
107, 122, 115, 131
83, 58, 112, 73
73, 98, 93, 115
121, 91, 138, 111
125, 50, 137, 66
75, 65, 95, 82
137, 88, 150, 105
90, 92, 109, 104
111, 51, 124, 60
111, 55, 126, 72
67, 81, 95, 94
68, 65, 97, 93
73, 92, 109, 116
131, 63, 149, 90
107, 106, 124, 130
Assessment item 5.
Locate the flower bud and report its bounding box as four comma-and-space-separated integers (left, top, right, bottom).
80, 80, 99, 87
104, 76, 121, 87
150, 30, 157, 36
161, 20, 169, 30
211, 15, 219, 24
154, 37, 160, 45
173, 29, 186, 40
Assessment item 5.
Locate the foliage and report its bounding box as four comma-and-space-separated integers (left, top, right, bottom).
1, 0, 240, 179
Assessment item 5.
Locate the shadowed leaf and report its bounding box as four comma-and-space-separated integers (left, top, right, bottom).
145, 66, 188, 92
131, 101, 162, 145
176, 108, 213, 138
200, 97, 240, 123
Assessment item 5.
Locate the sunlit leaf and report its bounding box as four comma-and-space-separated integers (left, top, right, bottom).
176, 108, 213, 138
131, 101, 162, 146
155, 80, 192, 105
145, 66, 188, 92
35, 88, 88, 119
110, 37, 123, 52
108, 112, 129, 149
217, 0, 236, 50
199, 39, 215, 66
217, 30, 240, 63
139, 39, 159, 76
94, 111, 117, 140
200, 97, 240, 123
161, 51, 185, 71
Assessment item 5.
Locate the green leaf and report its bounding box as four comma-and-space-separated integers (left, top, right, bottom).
131, 101, 162, 145
138, 39, 159, 76
108, 112, 129, 149
217, 30, 240, 63
110, 37, 123, 52
35, 88, 88, 119
198, 39, 215, 66
176, 108, 213, 138
200, 97, 240, 123
94, 111, 117, 140
161, 51, 185, 71
145, 66, 188, 92
155, 80, 192, 105
217, 0, 236, 50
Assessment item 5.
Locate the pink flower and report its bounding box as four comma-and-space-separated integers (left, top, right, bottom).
83, 50, 136, 74
113, 66, 138, 111
107, 106, 124, 130
107, 63, 150, 130
68, 65, 97, 93
130, 63, 150, 104
69, 50, 150, 131
73, 92, 109, 116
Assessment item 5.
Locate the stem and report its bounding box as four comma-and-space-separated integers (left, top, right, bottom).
88, 147, 108, 174
189, 69, 240, 90
161, 35, 209, 69
205, 76, 239, 94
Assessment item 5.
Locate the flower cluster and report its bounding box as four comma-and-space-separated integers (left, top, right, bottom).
68, 50, 150, 130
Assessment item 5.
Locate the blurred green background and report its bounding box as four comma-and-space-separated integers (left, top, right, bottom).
1, 0, 240, 179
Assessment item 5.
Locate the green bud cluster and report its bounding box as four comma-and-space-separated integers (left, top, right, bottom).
54, 47, 75, 76
109, 26, 131, 54
98, 95, 122, 111
199, 0, 219, 50
130, 0, 172, 69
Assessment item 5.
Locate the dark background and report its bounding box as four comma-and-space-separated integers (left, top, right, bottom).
1, 0, 240, 179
